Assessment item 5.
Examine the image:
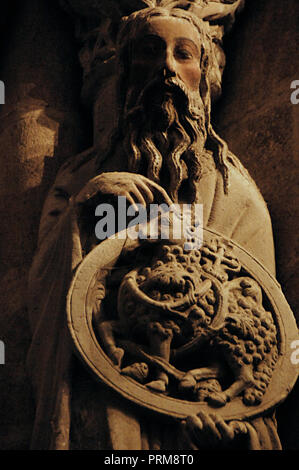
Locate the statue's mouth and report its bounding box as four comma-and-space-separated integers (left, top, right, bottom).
136, 76, 189, 110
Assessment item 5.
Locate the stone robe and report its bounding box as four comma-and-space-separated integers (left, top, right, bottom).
27, 146, 281, 450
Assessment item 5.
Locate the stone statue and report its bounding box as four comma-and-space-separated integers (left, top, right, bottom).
27, 0, 298, 450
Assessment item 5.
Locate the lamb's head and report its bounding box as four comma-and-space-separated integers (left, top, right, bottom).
117, 242, 220, 346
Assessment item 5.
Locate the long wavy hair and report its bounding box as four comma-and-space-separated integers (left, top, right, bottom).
96, 6, 246, 196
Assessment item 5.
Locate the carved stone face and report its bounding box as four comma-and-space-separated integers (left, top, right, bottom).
119, 14, 209, 203
130, 16, 202, 97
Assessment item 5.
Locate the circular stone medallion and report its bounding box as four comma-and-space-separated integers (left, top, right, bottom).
67, 229, 298, 421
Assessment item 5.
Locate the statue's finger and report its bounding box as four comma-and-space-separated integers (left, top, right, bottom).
185, 414, 204, 442
137, 180, 155, 204
197, 412, 222, 442
148, 181, 173, 205
124, 192, 138, 212
211, 415, 235, 442
131, 185, 147, 208
229, 420, 248, 435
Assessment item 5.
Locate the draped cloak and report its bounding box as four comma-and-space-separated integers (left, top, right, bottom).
27, 147, 281, 450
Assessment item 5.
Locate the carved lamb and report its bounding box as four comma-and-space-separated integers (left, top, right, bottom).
95, 241, 278, 407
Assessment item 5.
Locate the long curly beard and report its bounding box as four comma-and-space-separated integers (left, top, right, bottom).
121, 77, 207, 203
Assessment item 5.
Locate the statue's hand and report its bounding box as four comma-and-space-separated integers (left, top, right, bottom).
75, 172, 172, 210
183, 411, 248, 449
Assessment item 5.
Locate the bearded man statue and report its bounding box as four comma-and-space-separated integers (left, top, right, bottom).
27, 3, 283, 450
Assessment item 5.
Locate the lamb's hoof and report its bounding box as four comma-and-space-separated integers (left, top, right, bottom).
110, 347, 124, 367
207, 391, 227, 407
121, 362, 149, 383
179, 374, 197, 391
146, 380, 167, 393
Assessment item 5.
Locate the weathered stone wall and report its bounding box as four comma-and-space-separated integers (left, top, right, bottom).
214, 0, 299, 449
0, 0, 298, 449
0, 0, 86, 449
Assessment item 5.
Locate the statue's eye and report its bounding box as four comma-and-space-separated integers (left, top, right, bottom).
142, 44, 157, 55
137, 39, 162, 57
175, 47, 193, 60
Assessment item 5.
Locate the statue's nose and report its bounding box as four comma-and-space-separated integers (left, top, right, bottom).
158, 51, 176, 79
161, 66, 176, 79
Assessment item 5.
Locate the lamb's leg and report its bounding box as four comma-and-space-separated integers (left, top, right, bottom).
208, 365, 254, 407
145, 322, 173, 392
96, 320, 124, 367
